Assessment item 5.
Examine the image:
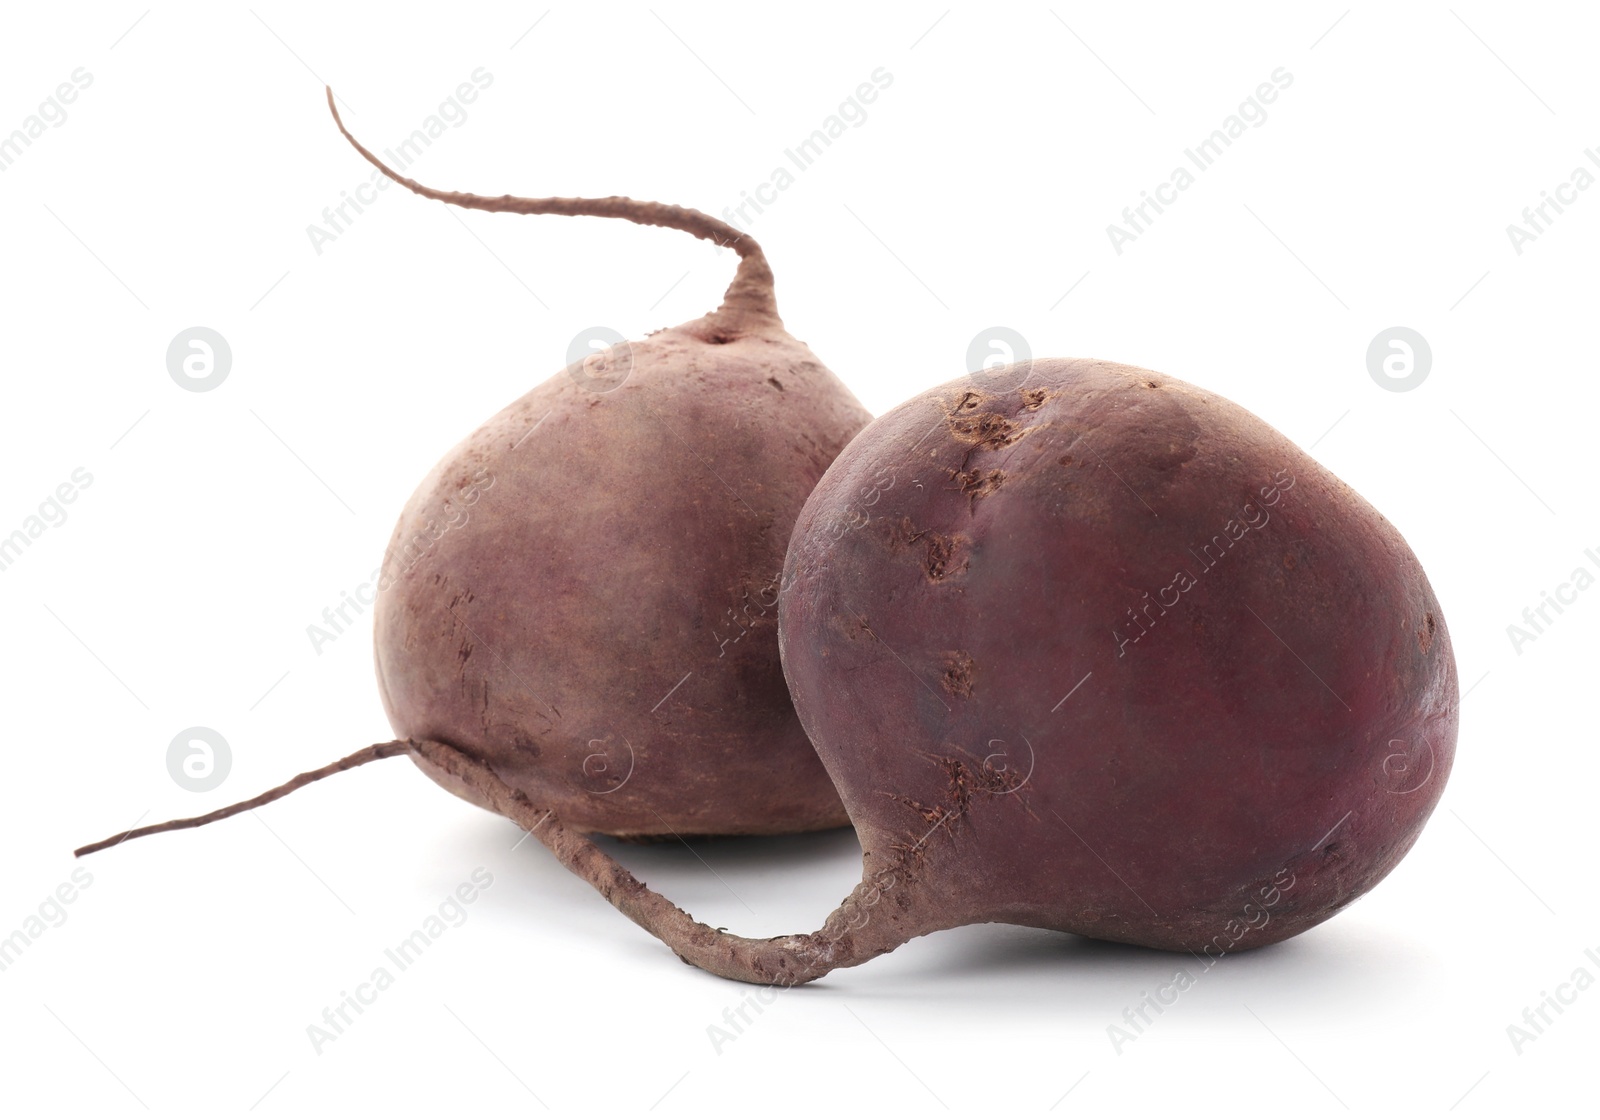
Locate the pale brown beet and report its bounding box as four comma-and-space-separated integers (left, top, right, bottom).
75, 89, 868, 861
331, 98, 870, 836
380, 315, 867, 836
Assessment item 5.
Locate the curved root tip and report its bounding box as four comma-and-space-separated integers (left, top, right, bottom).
319, 83, 779, 331
74, 741, 409, 858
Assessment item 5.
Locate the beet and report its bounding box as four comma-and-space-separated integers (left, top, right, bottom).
74, 89, 869, 861
359, 188, 870, 836
770, 361, 1458, 971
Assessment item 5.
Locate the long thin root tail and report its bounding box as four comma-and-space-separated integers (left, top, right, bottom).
73, 741, 410, 857
74, 737, 924, 986
323, 87, 779, 333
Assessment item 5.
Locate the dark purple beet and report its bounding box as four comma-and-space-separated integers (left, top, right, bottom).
773, 360, 1456, 966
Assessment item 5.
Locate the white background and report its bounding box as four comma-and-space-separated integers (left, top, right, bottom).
1, 3, 1595, 1116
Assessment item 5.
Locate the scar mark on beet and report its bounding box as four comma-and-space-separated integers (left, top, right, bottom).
883, 748, 1037, 854
943, 390, 1022, 459
951, 467, 1005, 510
904, 527, 966, 582
947, 411, 1019, 453
941, 651, 976, 698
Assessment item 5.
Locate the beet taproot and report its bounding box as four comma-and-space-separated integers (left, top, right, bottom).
74, 88, 869, 861
393, 359, 1455, 986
